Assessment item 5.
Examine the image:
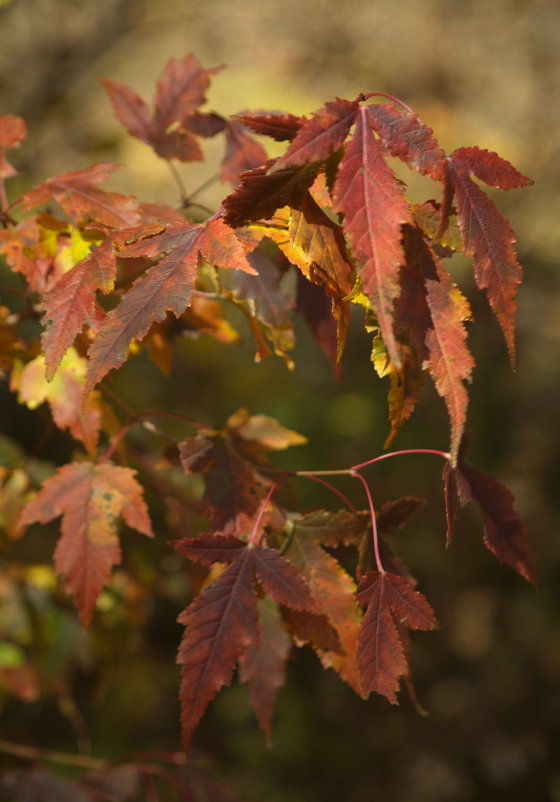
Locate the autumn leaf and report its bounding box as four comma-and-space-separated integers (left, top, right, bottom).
0, 114, 27, 178
23, 163, 141, 229
289, 534, 362, 692
18, 461, 153, 626
175, 533, 316, 749
356, 570, 437, 702
446, 148, 532, 363
333, 106, 413, 367
103, 54, 223, 163
84, 218, 255, 394
11, 348, 102, 456
442, 436, 534, 583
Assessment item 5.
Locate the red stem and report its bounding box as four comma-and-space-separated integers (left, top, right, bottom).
300, 474, 357, 513
352, 448, 449, 472
248, 483, 278, 547
360, 92, 415, 114
352, 471, 384, 573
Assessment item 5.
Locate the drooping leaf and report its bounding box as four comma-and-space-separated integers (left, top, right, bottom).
296, 272, 340, 371
289, 534, 362, 691
18, 461, 153, 626
272, 97, 359, 171
84, 218, 255, 393
0, 114, 27, 178
100, 78, 154, 145
367, 102, 446, 181
443, 436, 534, 582
175, 533, 315, 748
23, 163, 141, 229
356, 570, 437, 702
239, 596, 291, 743
333, 106, 413, 367
447, 148, 531, 362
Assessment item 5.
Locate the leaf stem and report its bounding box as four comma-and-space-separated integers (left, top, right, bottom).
248, 482, 278, 547
352, 449, 450, 471
360, 92, 415, 114
300, 473, 358, 512
296, 468, 351, 477
352, 471, 384, 573
166, 161, 188, 206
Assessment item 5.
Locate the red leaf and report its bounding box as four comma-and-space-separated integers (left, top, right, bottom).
239, 597, 291, 742
177, 547, 258, 750
296, 273, 340, 371
18, 462, 153, 626
367, 102, 446, 181
220, 120, 268, 185
356, 571, 437, 701
273, 97, 359, 171
23, 164, 140, 229
447, 153, 526, 362
451, 147, 533, 190
234, 111, 306, 142
0, 114, 27, 178
176, 534, 315, 748
443, 439, 534, 583
333, 106, 413, 367
84, 218, 255, 393
154, 54, 221, 131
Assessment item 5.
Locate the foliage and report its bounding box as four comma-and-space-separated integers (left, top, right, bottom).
0, 53, 533, 796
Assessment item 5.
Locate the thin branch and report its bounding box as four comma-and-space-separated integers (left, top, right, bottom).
248, 483, 278, 547
352, 449, 450, 471
300, 473, 358, 512
0, 739, 107, 771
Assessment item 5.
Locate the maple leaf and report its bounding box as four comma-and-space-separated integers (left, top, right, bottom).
234, 111, 306, 141
11, 348, 102, 456
296, 273, 340, 371
18, 461, 153, 626
23, 164, 140, 229
84, 218, 255, 393
290, 508, 370, 548
238, 596, 291, 744
102, 54, 222, 163
442, 436, 534, 583
0, 114, 27, 178
175, 533, 316, 749
356, 570, 438, 702
220, 120, 268, 185
272, 97, 360, 171
446, 148, 532, 362
333, 106, 413, 368
367, 102, 446, 182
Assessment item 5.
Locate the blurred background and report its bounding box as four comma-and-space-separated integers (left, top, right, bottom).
1, 0, 559, 800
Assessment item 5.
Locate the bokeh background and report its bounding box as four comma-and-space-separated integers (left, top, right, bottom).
1, 0, 560, 800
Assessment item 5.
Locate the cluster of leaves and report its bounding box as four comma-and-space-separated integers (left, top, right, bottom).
0, 51, 533, 768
